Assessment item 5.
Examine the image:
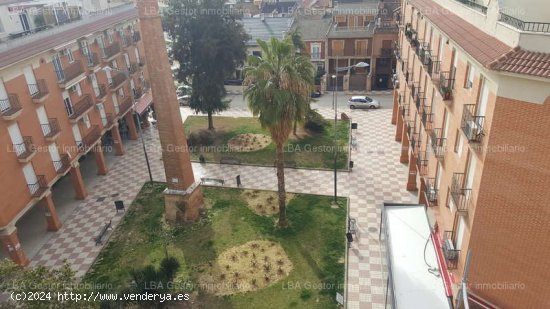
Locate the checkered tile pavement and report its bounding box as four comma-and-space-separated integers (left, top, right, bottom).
31, 106, 417, 308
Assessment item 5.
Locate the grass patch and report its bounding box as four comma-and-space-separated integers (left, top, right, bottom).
184, 116, 350, 169
84, 183, 347, 309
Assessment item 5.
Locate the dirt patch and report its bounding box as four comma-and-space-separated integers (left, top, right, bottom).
227, 133, 271, 152
241, 189, 295, 216
198, 240, 293, 295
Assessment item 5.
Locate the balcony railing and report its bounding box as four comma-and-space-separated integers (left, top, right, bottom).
69, 94, 93, 121
498, 12, 550, 33
425, 177, 439, 206
404, 24, 417, 43
29, 79, 49, 101
461, 104, 486, 143
427, 59, 440, 78
102, 42, 121, 59
438, 71, 455, 100
430, 128, 446, 159
133, 87, 143, 99
122, 34, 132, 48
451, 173, 472, 214
118, 96, 133, 116
442, 230, 460, 270
28, 175, 48, 198
86, 52, 100, 68
109, 73, 127, 89
454, 0, 487, 14
13, 136, 35, 160
310, 52, 321, 60
53, 153, 71, 174
81, 125, 101, 150
400, 103, 410, 119
94, 84, 108, 101
41, 118, 61, 139
417, 151, 429, 176
132, 31, 141, 43
56, 60, 84, 85
128, 62, 139, 75
421, 104, 434, 131
410, 131, 420, 153
0, 94, 22, 118
415, 92, 425, 110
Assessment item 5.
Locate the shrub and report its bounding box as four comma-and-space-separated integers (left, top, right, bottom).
304, 109, 329, 133
187, 129, 215, 146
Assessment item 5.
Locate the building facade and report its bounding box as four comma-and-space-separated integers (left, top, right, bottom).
392, 0, 550, 308
0, 3, 152, 266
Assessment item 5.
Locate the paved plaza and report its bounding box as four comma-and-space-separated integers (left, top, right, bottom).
29, 102, 418, 308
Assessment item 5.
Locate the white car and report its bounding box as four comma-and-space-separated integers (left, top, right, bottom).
347, 96, 380, 109
178, 95, 190, 106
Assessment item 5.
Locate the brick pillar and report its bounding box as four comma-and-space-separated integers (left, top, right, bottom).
93, 145, 108, 175
70, 163, 87, 200
41, 193, 62, 231
418, 178, 427, 205
0, 228, 29, 266
111, 125, 125, 156
125, 112, 139, 140
391, 89, 398, 125
406, 152, 418, 191
400, 122, 409, 164
395, 110, 403, 142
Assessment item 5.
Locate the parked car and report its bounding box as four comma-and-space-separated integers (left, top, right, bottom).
224, 79, 243, 85
347, 96, 380, 109
311, 90, 322, 98
177, 84, 192, 96
178, 95, 190, 106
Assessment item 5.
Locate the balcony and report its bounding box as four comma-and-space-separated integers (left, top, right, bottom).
442, 231, 460, 270
94, 84, 108, 102
421, 104, 434, 131
13, 136, 36, 163
399, 103, 410, 120
80, 125, 101, 152
417, 151, 429, 177
118, 96, 133, 117
425, 177, 439, 206
29, 79, 49, 103
427, 59, 441, 79
430, 128, 446, 159
404, 24, 417, 43
109, 73, 127, 90
86, 52, 100, 70
375, 21, 399, 34
461, 104, 485, 143
56, 60, 85, 88
438, 71, 455, 101
122, 34, 132, 48
102, 42, 121, 61
393, 45, 401, 60
28, 175, 49, 198
0, 94, 22, 120
69, 94, 94, 123
128, 62, 139, 75
415, 92, 425, 111
454, 0, 487, 14
41, 118, 61, 142
133, 87, 143, 100
101, 113, 115, 130
132, 31, 141, 43
451, 173, 472, 215
498, 13, 550, 33
53, 153, 71, 175
410, 131, 420, 154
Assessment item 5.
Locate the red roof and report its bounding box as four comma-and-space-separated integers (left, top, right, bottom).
489, 47, 550, 79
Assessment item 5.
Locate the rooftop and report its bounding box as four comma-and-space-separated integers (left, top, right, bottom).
489, 48, 550, 79
240, 17, 294, 46
291, 15, 332, 40
327, 23, 375, 38
332, 0, 380, 15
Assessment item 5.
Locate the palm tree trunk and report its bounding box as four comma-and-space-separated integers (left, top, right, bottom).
207, 111, 214, 130
275, 142, 288, 227
293, 120, 297, 136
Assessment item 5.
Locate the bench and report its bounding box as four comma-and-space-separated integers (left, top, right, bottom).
95, 220, 112, 246
220, 156, 241, 165
348, 217, 357, 235
200, 177, 225, 186
273, 160, 297, 168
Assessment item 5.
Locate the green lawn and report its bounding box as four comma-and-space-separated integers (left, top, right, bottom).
184, 116, 350, 169
84, 183, 347, 308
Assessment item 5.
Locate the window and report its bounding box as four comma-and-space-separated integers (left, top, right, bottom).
355, 40, 368, 56
63, 91, 73, 116
310, 43, 321, 59
454, 130, 463, 156
65, 48, 74, 62
332, 40, 344, 56
335, 15, 346, 26
82, 114, 91, 128
465, 62, 475, 89
106, 30, 114, 43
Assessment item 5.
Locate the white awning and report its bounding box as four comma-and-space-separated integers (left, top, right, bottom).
382, 203, 452, 309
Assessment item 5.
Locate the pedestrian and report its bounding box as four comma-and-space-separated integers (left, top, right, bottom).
236, 174, 241, 187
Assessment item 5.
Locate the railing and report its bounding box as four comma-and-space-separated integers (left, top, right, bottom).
393, 46, 401, 60
102, 42, 121, 59
310, 52, 321, 60
82, 125, 101, 149
53, 153, 71, 174
451, 173, 472, 214
13, 136, 35, 159
414, 40, 424, 58
405, 24, 417, 42
438, 71, 455, 100
442, 230, 460, 269
94, 84, 107, 100
69, 94, 93, 120
430, 128, 446, 158
427, 59, 440, 78
122, 34, 132, 48
417, 151, 429, 176
375, 21, 399, 34
410, 131, 420, 153
415, 92, 425, 110
454, 0, 487, 14
128, 62, 139, 75
118, 96, 133, 116
133, 87, 143, 99
57, 60, 84, 83
41, 118, 60, 138
425, 177, 438, 205
0, 94, 22, 116
109, 73, 127, 89
400, 103, 410, 118
86, 52, 100, 67
421, 104, 433, 131
461, 104, 485, 143
28, 175, 48, 198
29, 79, 49, 100
498, 12, 550, 33
132, 31, 141, 43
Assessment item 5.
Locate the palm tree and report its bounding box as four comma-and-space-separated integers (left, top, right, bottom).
243, 38, 315, 227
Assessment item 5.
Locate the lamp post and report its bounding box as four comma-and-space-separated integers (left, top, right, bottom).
103, 66, 153, 182
331, 74, 338, 204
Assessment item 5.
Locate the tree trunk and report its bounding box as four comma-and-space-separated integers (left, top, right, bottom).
275, 142, 288, 228
207, 111, 214, 130
293, 120, 297, 136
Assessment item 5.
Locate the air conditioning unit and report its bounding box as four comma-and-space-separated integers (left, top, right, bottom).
443, 239, 458, 260
464, 120, 479, 141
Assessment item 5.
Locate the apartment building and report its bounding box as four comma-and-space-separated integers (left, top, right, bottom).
0, 3, 152, 266
326, 0, 399, 91
391, 0, 550, 307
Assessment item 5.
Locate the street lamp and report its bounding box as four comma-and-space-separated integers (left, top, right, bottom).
103, 66, 153, 182
331, 74, 338, 204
